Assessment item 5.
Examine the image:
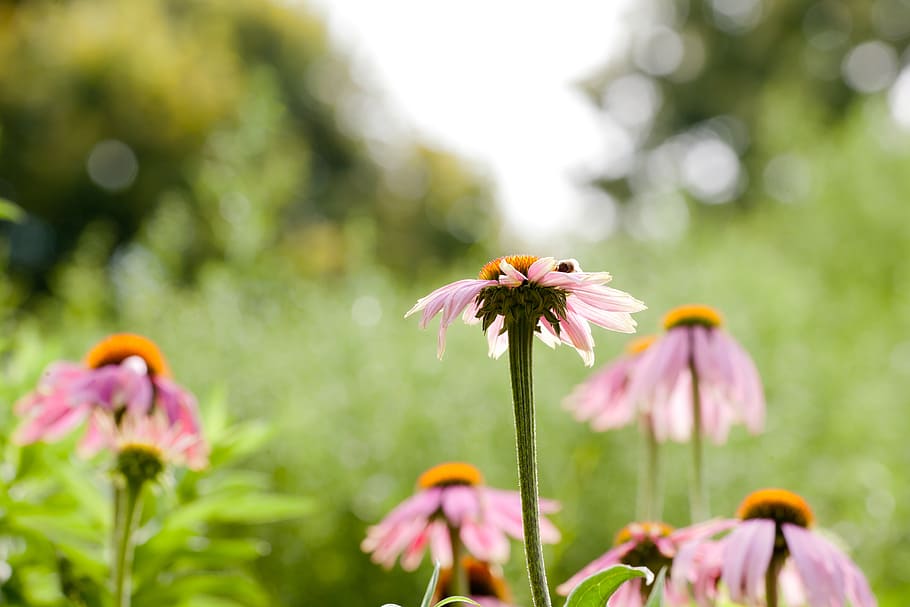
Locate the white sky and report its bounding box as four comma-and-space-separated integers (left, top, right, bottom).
306, 0, 631, 242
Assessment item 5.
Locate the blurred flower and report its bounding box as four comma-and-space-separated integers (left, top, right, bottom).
563, 335, 657, 431
15, 333, 207, 466
626, 304, 764, 443
90, 408, 208, 476
672, 489, 876, 607
361, 462, 560, 570
557, 520, 731, 606
433, 557, 516, 607
406, 256, 645, 366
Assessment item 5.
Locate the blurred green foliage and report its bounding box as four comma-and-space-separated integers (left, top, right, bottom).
0, 1, 909, 606
585, 0, 910, 209
4, 100, 904, 605
0, 0, 495, 288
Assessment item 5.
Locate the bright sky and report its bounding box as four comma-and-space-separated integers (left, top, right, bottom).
306, 0, 631, 243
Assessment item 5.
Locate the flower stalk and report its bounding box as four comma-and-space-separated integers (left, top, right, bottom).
112, 477, 144, 607
689, 359, 708, 522
765, 554, 782, 607
506, 314, 552, 607
637, 419, 661, 521
447, 524, 468, 603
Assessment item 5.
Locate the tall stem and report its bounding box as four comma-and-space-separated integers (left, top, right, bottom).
636, 419, 661, 521
113, 478, 144, 607
765, 554, 782, 607
688, 359, 708, 522
506, 317, 551, 607
448, 524, 468, 603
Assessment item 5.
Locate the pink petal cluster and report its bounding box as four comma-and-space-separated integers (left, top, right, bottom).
15, 351, 207, 468
362, 482, 560, 570
87, 408, 208, 470
626, 318, 764, 443
557, 520, 731, 607
406, 256, 645, 366
672, 517, 876, 607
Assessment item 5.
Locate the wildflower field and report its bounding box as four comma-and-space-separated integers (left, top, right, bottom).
1, 105, 908, 605
2, 1, 910, 605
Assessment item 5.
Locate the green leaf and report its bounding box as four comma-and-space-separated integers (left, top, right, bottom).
434, 597, 481, 607
419, 562, 441, 607
564, 564, 654, 607
643, 567, 667, 607
0, 198, 23, 222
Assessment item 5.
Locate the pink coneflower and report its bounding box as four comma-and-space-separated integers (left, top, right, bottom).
14, 333, 207, 467
433, 557, 517, 607
626, 304, 764, 444
627, 304, 764, 520
557, 520, 732, 607
361, 462, 560, 571
406, 255, 645, 367
673, 489, 876, 607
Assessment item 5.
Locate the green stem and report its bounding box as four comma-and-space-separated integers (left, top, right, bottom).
113, 479, 144, 607
636, 419, 661, 521
448, 524, 468, 603
689, 360, 708, 522
112, 484, 124, 564
506, 316, 551, 607
765, 555, 782, 607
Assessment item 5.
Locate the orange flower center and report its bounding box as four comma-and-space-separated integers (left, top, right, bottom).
613, 521, 675, 546
737, 488, 814, 528
625, 335, 657, 356
84, 333, 171, 378
478, 255, 540, 280
662, 304, 723, 330
417, 462, 484, 489
434, 557, 512, 603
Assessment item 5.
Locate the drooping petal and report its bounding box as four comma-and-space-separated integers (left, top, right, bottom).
400, 524, 432, 571
782, 524, 850, 607
564, 355, 637, 432
567, 296, 638, 333
672, 537, 725, 607
429, 520, 453, 567
485, 315, 509, 359
406, 279, 494, 359
626, 329, 690, 416
721, 519, 775, 604
441, 485, 480, 526
558, 302, 596, 366
371, 516, 431, 570
461, 520, 510, 564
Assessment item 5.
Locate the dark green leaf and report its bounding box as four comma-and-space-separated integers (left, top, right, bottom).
564, 564, 653, 607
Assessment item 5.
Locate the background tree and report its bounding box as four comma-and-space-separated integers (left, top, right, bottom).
0, 0, 496, 292
584, 0, 910, 214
